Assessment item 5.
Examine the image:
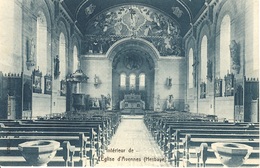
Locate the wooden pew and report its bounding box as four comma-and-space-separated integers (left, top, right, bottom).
62, 141, 76, 167
157, 122, 258, 149
144, 113, 259, 167
182, 134, 259, 167
0, 129, 97, 166
0, 119, 111, 152
0, 123, 101, 166
0, 111, 121, 167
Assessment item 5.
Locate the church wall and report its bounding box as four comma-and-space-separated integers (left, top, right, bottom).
22, 0, 53, 117
213, 0, 240, 121
184, 0, 258, 121
32, 93, 51, 118
0, 0, 83, 118
215, 96, 234, 121
156, 57, 186, 111
0, 0, 22, 73
185, 37, 197, 113
0, 0, 257, 119
81, 57, 112, 100
244, 0, 259, 78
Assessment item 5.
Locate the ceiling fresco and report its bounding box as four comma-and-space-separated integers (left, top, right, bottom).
82, 5, 183, 56
62, 0, 206, 56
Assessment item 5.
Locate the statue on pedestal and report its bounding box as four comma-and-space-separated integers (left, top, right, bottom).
155, 95, 161, 111
166, 95, 175, 111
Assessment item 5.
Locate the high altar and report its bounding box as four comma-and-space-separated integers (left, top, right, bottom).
120, 94, 145, 114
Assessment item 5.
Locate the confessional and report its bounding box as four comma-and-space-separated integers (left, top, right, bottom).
0, 71, 32, 119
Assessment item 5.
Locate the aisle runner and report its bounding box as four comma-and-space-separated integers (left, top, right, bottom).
97, 115, 170, 167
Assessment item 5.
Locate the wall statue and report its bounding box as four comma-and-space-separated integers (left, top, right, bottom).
155, 95, 161, 111
166, 95, 175, 110
54, 55, 60, 79
230, 40, 240, 74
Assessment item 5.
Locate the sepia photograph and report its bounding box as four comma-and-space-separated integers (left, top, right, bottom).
0, 0, 259, 167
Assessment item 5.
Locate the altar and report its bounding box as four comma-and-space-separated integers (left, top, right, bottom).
120, 94, 145, 114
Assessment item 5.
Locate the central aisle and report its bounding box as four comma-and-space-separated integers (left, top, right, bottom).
97, 115, 170, 167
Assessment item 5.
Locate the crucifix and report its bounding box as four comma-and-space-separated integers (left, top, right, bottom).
129, 7, 137, 35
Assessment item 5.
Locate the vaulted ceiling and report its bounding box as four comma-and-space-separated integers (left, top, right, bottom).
62, 0, 206, 36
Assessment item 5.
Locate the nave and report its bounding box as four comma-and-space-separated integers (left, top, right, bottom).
0, 111, 259, 167
97, 115, 170, 167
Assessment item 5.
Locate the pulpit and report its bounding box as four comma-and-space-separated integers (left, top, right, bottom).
72, 93, 85, 112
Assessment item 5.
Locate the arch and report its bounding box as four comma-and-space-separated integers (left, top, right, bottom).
215, 0, 236, 35
185, 35, 196, 54
35, 10, 48, 94
73, 45, 78, 72
197, 20, 211, 46
200, 35, 208, 83
59, 32, 66, 80
196, 22, 210, 85
219, 14, 231, 78
32, 0, 53, 31
106, 37, 159, 68
71, 34, 81, 54
57, 19, 69, 46
188, 48, 194, 88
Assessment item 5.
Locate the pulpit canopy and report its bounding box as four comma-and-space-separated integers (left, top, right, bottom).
67, 69, 89, 83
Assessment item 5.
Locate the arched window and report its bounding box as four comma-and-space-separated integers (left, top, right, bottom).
220, 15, 231, 78
36, 11, 47, 93
200, 35, 207, 83
129, 73, 136, 89
73, 45, 78, 72
59, 32, 66, 80
120, 73, 126, 87
139, 73, 145, 90
188, 48, 193, 88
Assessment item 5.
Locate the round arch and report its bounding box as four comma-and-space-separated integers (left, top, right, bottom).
106, 37, 160, 68
106, 37, 160, 112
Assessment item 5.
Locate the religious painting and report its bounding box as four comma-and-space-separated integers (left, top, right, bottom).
44, 75, 52, 95
224, 73, 234, 96
215, 78, 222, 97
32, 69, 42, 93
84, 5, 183, 56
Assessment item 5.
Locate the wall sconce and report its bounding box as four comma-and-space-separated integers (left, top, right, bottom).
94, 74, 101, 87
166, 76, 172, 88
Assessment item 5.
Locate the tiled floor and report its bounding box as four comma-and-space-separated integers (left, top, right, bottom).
97, 115, 170, 167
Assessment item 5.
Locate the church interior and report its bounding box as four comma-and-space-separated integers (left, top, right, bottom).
0, 0, 259, 167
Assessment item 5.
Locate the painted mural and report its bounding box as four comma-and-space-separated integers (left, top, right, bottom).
83, 5, 183, 56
